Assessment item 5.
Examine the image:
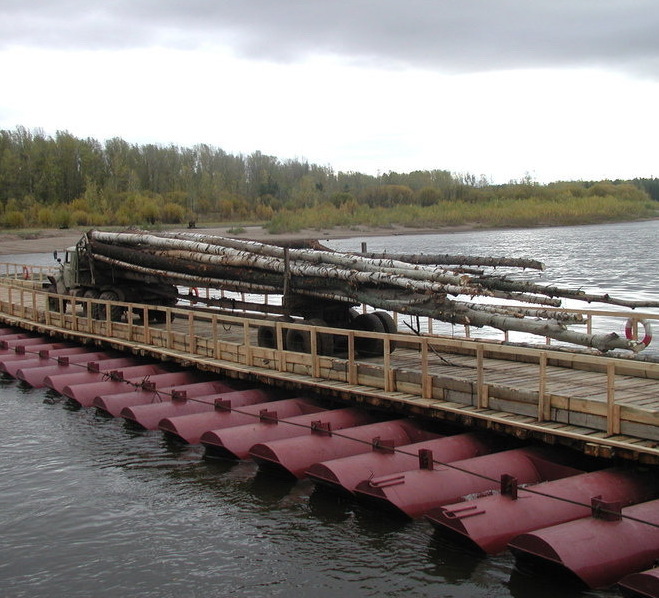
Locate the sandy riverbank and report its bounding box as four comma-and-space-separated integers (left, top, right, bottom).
0, 224, 477, 255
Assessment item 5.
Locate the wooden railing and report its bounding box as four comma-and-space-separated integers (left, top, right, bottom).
0, 262, 57, 284
182, 285, 659, 348
0, 280, 658, 448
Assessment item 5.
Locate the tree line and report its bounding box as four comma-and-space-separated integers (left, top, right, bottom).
0, 126, 656, 231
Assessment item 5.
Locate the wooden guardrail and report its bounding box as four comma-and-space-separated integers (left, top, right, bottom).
0, 280, 658, 453
0, 262, 57, 284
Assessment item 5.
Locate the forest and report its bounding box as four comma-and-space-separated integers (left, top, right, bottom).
0, 126, 656, 233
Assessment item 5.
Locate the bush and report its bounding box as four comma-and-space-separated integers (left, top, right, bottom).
161, 202, 186, 223
3, 210, 26, 228
71, 210, 92, 226
53, 207, 72, 229
37, 207, 55, 227
138, 200, 160, 224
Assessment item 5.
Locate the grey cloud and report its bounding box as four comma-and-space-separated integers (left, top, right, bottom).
2, 0, 659, 75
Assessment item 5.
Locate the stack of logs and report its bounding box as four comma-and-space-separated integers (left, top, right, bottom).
85, 230, 658, 353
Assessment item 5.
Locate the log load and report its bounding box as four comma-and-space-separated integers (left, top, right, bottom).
79, 229, 658, 354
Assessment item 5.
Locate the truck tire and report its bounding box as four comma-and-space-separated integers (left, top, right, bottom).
82, 289, 100, 317
353, 312, 386, 357
150, 310, 168, 324
373, 310, 397, 352
257, 316, 291, 350
285, 318, 334, 355
46, 285, 61, 312
96, 290, 124, 322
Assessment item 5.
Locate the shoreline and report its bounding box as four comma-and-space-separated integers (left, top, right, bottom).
0, 223, 478, 255
0, 218, 655, 255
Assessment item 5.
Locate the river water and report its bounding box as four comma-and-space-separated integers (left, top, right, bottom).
0, 221, 656, 598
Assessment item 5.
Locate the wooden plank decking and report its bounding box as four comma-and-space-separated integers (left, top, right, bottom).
0, 280, 657, 463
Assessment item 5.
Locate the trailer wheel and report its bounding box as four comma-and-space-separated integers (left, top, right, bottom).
373, 311, 397, 352
257, 316, 292, 350
353, 313, 386, 357
96, 290, 124, 322
285, 318, 334, 355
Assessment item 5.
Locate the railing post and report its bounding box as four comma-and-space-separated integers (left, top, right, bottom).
20, 288, 26, 319
105, 297, 113, 337
476, 344, 485, 406
606, 362, 620, 435
348, 330, 357, 384
71, 297, 79, 332
143, 308, 151, 345
126, 306, 134, 341
383, 337, 392, 392
243, 320, 253, 366
537, 352, 549, 421
211, 314, 218, 358
421, 337, 431, 399
276, 320, 286, 372
310, 323, 320, 378
188, 312, 195, 353
166, 310, 174, 350
44, 288, 51, 326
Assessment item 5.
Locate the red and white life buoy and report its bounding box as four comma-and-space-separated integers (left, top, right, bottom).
189, 287, 199, 305
624, 318, 652, 349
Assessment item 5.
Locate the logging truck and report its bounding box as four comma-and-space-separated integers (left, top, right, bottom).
46, 231, 398, 356
45, 229, 658, 355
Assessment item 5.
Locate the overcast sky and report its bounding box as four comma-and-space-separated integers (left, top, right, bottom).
2, 1, 658, 183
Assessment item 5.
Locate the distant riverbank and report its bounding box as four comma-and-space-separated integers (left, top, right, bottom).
0, 218, 656, 255
0, 223, 483, 255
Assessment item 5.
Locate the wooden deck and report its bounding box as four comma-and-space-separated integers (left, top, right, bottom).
1, 277, 658, 463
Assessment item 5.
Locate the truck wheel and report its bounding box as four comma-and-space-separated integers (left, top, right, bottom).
285, 318, 334, 355
46, 285, 61, 312
373, 311, 397, 352
257, 316, 291, 350
82, 289, 100, 317
353, 313, 386, 357
150, 310, 168, 324
97, 290, 124, 322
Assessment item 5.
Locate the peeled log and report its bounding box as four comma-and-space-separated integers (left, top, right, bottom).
476, 276, 659, 309
456, 304, 642, 353
355, 251, 545, 271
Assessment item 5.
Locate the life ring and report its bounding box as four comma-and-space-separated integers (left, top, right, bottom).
22, 265, 30, 280
189, 287, 199, 305
624, 318, 652, 348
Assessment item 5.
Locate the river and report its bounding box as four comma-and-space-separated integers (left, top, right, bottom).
0, 220, 656, 597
